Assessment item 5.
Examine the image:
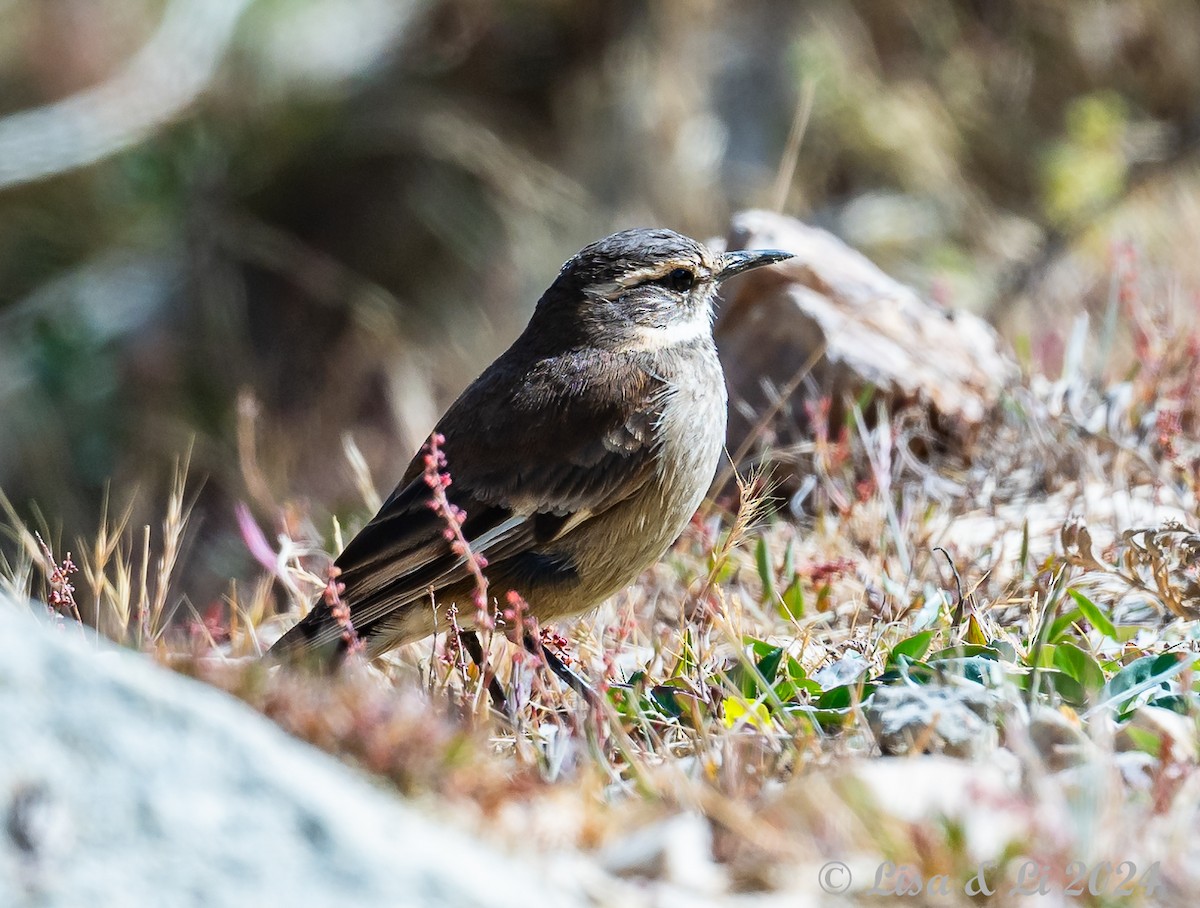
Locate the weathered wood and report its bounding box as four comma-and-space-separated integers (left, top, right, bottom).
715, 210, 1017, 459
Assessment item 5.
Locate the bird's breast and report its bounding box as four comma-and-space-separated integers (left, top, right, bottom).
653, 342, 727, 517
563, 342, 726, 605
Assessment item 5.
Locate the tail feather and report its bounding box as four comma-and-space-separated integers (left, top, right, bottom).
265, 609, 348, 670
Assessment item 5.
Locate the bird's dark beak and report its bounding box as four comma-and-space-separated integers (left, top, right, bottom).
716, 249, 794, 282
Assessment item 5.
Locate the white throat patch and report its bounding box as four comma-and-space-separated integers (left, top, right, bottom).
628, 313, 711, 350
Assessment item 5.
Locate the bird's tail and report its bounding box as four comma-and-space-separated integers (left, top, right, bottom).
264, 610, 350, 671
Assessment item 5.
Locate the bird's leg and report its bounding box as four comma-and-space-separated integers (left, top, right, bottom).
458, 629, 507, 712
522, 631, 599, 707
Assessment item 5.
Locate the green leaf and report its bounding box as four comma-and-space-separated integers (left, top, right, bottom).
784, 704, 852, 729
927, 655, 1005, 687
1114, 625, 1145, 643
783, 539, 797, 583
875, 661, 935, 685
890, 630, 935, 665
755, 537, 775, 604
707, 550, 736, 584
1146, 694, 1190, 716
756, 646, 785, 686
650, 683, 706, 725
773, 656, 821, 701
607, 684, 638, 717
1046, 606, 1084, 644
965, 612, 990, 645
850, 384, 877, 421
726, 638, 783, 699
1053, 641, 1106, 691
1121, 725, 1162, 758
1067, 589, 1117, 639
816, 685, 853, 709
773, 678, 822, 702
1103, 653, 1186, 709
1098, 653, 1198, 719
928, 644, 1007, 662
815, 682, 875, 710
744, 636, 771, 654
778, 576, 805, 620
1032, 668, 1089, 707
649, 685, 686, 719
991, 640, 1019, 662
787, 681, 873, 729
1034, 644, 1057, 669
722, 663, 753, 699
673, 628, 696, 678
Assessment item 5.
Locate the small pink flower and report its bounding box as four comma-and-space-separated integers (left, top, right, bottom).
235, 503, 278, 575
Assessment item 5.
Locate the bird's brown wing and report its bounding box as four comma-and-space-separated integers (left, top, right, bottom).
272, 349, 665, 656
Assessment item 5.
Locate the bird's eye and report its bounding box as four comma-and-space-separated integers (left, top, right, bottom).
667, 268, 694, 292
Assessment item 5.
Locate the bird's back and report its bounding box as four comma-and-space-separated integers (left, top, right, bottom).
269, 336, 724, 663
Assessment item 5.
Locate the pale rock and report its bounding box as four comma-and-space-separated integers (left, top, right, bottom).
715, 209, 1017, 457
1118, 705, 1198, 763
865, 681, 1000, 758
0, 601, 586, 908
600, 813, 725, 894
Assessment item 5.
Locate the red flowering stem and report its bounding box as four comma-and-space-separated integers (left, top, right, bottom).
421, 433, 492, 630
324, 566, 363, 656
37, 534, 81, 625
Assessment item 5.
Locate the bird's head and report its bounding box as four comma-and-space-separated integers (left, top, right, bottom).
530, 228, 793, 351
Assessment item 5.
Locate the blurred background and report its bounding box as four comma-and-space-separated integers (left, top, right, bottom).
3, 0, 1200, 610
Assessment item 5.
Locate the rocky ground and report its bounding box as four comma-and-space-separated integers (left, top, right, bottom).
5, 212, 1200, 906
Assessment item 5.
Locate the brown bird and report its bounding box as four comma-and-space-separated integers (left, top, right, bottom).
270, 228, 792, 691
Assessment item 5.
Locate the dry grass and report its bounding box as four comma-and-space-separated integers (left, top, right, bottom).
6, 248, 1200, 905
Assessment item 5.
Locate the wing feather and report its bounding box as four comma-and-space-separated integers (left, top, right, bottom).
272, 346, 666, 658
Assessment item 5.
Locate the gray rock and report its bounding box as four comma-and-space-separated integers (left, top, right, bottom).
599, 813, 724, 893
1025, 704, 1094, 771
811, 653, 870, 689
866, 682, 1000, 758
0, 601, 584, 908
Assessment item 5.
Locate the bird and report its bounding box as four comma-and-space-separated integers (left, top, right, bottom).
269, 228, 792, 693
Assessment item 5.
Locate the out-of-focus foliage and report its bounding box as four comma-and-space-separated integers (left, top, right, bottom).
2, 0, 1200, 605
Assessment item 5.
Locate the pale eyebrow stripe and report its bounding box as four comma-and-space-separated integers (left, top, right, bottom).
581, 261, 709, 301
617, 262, 710, 288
